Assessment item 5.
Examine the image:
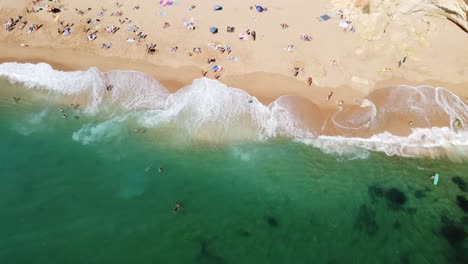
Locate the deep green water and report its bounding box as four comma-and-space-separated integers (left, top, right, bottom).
0, 81, 467, 264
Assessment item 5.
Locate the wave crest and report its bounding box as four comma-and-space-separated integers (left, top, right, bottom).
1, 62, 467, 160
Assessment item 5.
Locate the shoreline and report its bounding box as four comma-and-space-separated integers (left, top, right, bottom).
1, 42, 467, 106
0, 54, 466, 138
0, 0, 467, 146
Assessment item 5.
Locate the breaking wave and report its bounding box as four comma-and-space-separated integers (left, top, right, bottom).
1, 62, 467, 160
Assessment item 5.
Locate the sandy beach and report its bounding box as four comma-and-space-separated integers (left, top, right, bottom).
1, 0, 467, 138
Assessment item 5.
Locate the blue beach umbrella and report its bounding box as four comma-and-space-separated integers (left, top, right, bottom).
214, 5, 222, 11
256, 6, 265, 12
210, 27, 218, 34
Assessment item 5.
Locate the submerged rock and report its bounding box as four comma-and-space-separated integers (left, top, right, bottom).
400, 253, 411, 264
368, 185, 384, 201
237, 229, 251, 237
452, 176, 467, 192
414, 189, 427, 199
456, 195, 468, 213
198, 240, 226, 264
440, 216, 466, 246
385, 188, 407, 209
266, 216, 279, 228
354, 204, 378, 235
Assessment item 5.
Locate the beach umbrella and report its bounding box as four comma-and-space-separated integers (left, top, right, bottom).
256, 6, 265, 12
214, 5, 222, 11
210, 27, 218, 34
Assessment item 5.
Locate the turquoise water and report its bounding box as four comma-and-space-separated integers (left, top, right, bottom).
0, 80, 467, 264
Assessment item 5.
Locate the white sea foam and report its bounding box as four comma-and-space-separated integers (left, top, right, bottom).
72, 116, 127, 145
300, 127, 468, 161
0, 62, 169, 110
1, 62, 467, 160
0, 62, 104, 94
135, 78, 311, 141
14, 109, 48, 135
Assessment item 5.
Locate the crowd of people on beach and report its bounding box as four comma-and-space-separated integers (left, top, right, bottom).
2, 0, 395, 120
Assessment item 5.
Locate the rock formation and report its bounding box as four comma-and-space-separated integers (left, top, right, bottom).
347, 0, 468, 33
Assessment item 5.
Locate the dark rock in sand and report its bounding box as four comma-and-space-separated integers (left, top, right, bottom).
354, 204, 378, 236
385, 188, 407, 209
456, 195, 468, 213
368, 184, 384, 202
266, 216, 279, 228
440, 216, 466, 246
452, 176, 467, 192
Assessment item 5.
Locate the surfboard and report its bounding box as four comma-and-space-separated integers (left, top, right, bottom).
433, 173, 439, 185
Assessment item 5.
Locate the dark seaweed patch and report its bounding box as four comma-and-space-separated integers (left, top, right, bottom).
354, 204, 378, 236
385, 188, 407, 209
393, 220, 401, 230
452, 176, 467, 192
266, 216, 279, 228
456, 196, 468, 214
237, 229, 251, 237
368, 185, 384, 202
454, 247, 468, 264
197, 240, 226, 264
413, 189, 426, 199
400, 253, 410, 264
440, 216, 466, 246
462, 216, 468, 225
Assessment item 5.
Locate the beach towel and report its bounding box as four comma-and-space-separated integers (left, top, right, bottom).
319, 15, 331, 21
239, 33, 248, 40
160, 0, 173, 7
339, 21, 349, 29
210, 65, 222, 72
377, 68, 392, 72
210, 27, 218, 34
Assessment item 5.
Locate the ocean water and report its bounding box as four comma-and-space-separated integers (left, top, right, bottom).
0, 65, 467, 264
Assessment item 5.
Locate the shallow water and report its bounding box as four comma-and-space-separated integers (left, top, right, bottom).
0, 81, 467, 263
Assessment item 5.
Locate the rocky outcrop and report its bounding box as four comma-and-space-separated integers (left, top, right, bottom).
350, 0, 468, 32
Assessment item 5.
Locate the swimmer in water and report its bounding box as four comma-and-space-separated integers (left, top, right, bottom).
159, 167, 164, 173
173, 202, 182, 213
430, 174, 435, 180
